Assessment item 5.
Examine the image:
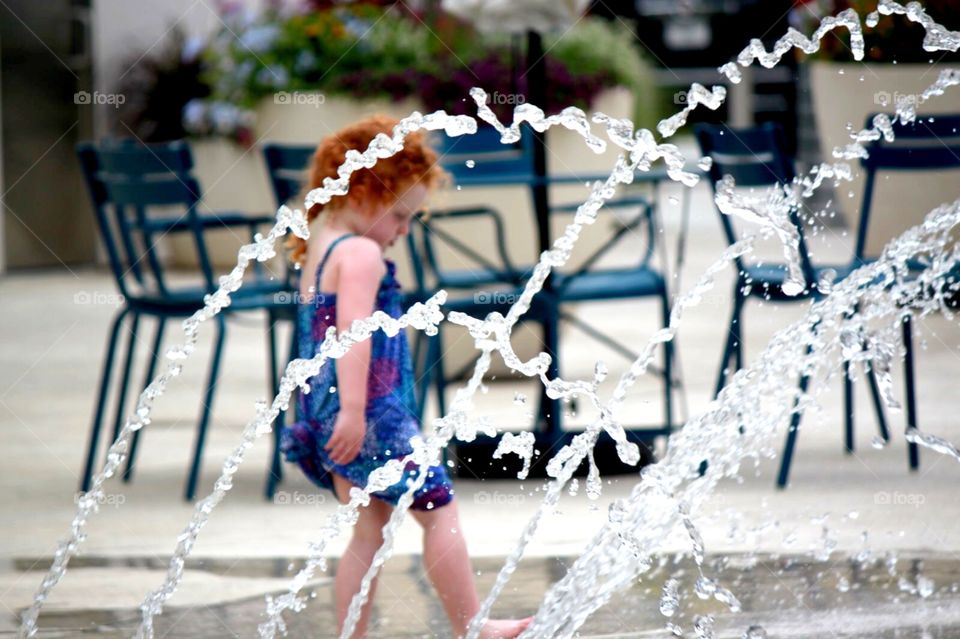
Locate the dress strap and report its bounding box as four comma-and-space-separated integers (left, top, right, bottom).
313, 233, 356, 293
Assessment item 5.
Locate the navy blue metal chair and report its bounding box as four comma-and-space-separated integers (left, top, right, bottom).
695, 122, 893, 487
551, 197, 675, 438
852, 113, 960, 470
413, 205, 560, 423
77, 140, 295, 500
431, 125, 676, 446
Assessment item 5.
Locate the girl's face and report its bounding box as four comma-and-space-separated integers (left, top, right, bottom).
356, 183, 427, 249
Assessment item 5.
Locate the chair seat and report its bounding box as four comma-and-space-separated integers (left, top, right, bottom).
440, 286, 557, 319
437, 266, 535, 289
126, 279, 295, 316
742, 262, 862, 300
555, 267, 666, 302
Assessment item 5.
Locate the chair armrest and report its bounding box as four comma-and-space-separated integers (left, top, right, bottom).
143, 212, 275, 233
549, 195, 651, 214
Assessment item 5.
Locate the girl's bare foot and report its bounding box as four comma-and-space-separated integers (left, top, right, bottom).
475, 617, 534, 639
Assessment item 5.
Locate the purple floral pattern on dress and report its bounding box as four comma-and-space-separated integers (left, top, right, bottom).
280, 236, 453, 511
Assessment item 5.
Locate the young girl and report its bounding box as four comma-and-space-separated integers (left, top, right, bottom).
282, 116, 532, 639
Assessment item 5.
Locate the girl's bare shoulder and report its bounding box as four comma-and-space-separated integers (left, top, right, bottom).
328, 235, 386, 283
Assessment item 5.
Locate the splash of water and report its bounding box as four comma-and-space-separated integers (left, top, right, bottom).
522, 198, 960, 636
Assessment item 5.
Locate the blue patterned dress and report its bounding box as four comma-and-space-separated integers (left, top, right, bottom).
281, 233, 454, 510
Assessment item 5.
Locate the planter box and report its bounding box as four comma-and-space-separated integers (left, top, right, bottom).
809, 61, 960, 257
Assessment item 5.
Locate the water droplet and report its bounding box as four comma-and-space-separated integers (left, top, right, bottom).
659, 578, 680, 617
695, 576, 716, 599
693, 614, 715, 638
608, 501, 626, 525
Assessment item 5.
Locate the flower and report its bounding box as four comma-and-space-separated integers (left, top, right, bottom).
182, 99, 208, 134
240, 24, 281, 53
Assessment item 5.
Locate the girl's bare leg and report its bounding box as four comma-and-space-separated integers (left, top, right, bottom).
411, 500, 531, 639
332, 473, 392, 639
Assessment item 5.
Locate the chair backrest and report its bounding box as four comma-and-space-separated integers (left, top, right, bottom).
415, 206, 523, 290
77, 140, 216, 299
421, 125, 540, 289
694, 122, 816, 285
856, 113, 960, 262
434, 124, 536, 183
263, 143, 316, 208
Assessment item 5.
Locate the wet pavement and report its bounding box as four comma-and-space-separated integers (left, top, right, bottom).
7, 553, 960, 637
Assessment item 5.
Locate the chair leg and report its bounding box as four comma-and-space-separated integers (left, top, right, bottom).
124, 317, 167, 482
109, 313, 141, 447
902, 314, 920, 470
777, 337, 815, 489
265, 311, 284, 500
733, 302, 744, 372
660, 292, 674, 434
864, 361, 890, 444
268, 321, 300, 500
430, 331, 447, 420
81, 308, 130, 493
410, 331, 429, 422
714, 293, 744, 398
185, 315, 228, 501
842, 307, 856, 454
843, 360, 855, 454
538, 312, 562, 436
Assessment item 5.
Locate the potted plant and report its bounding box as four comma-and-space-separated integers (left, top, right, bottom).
793, 0, 960, 254
184, 2, 653, 142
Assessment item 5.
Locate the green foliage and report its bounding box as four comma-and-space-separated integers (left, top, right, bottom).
186, 5, 656, 140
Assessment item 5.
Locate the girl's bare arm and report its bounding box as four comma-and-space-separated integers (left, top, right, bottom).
324, 237, 386, 464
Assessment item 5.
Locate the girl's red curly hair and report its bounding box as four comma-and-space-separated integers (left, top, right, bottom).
287, 115, 446, 265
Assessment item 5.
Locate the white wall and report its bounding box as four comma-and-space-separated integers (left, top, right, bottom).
91, 0, 266, 137
0, 31, 5, 275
